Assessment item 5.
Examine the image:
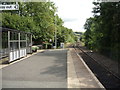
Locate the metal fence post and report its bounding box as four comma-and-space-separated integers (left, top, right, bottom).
26, 34, 27, 56
18, 33, 20, 58
8, 31, 10, 62
0, 29, 2, 60
30, 34, 32, 53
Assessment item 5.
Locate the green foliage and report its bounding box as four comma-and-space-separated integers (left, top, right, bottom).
83, 2, 120, 61
32, 46, 39, 52
2, 2, 76, 47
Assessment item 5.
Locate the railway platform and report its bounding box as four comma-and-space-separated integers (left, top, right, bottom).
68, 48, 104, 88
0, 48, 105, 89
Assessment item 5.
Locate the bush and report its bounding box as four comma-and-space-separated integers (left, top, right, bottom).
32, 46, 39, 52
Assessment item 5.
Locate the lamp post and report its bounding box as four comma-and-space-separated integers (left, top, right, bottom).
54, 13, 57, 49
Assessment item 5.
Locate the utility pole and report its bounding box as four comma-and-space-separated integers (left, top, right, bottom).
54, 13, 57, 49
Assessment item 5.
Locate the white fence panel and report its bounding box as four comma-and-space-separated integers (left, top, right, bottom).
20, 48, 27, 58
9, 49, 26, 62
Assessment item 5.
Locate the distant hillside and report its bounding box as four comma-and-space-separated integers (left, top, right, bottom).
74, 32, 83, 35
74, 32, 83, 36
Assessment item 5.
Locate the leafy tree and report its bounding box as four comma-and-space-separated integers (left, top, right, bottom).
83, 2, 120, 61
1, 1, 76, 47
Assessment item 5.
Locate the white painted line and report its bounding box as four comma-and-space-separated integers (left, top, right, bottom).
67, 49, 80, 88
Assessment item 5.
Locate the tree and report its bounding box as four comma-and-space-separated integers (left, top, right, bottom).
2, 1, 76, 47
84, 2, 120, 61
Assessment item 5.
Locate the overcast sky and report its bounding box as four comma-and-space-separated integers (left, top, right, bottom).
51, 0, 95, 32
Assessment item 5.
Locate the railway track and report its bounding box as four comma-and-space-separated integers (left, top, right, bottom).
73, 45, 120, 89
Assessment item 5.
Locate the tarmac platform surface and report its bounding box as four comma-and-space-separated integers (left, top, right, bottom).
1, 49, 104, 89
2, 50, 67, 88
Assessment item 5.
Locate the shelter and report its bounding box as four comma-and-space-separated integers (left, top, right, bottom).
0, 27, 32, 63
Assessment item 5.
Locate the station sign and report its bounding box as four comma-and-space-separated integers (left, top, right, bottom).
0, 4, 19, 10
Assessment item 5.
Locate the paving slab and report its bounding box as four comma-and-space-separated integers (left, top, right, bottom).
68, 48, 105, 89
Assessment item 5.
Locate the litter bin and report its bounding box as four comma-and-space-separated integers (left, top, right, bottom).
60, 43, 64, 49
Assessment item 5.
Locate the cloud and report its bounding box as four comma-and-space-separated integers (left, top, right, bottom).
51, 0, 94, 32
63, 18, 78, 22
